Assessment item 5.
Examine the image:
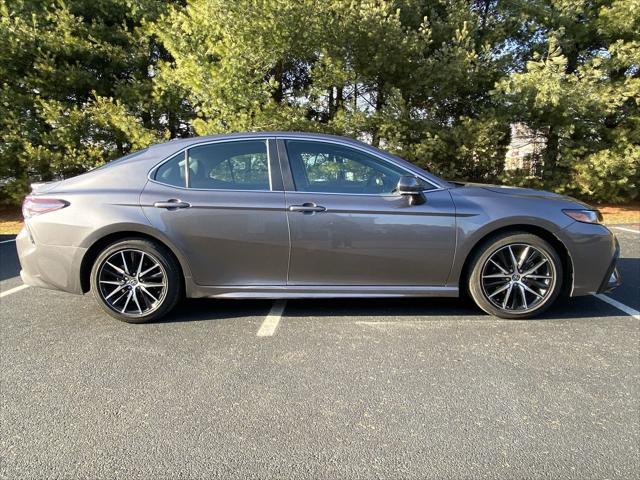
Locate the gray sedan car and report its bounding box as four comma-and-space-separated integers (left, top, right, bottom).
17, 132, 620, 323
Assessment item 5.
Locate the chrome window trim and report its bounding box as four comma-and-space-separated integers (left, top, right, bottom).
148, 137, 274, 192
277, 136, 444, 192
147, 134, 446, 195
285, 191, 425, 198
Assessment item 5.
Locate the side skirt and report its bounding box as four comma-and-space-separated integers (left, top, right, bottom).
186, 285, 459, 299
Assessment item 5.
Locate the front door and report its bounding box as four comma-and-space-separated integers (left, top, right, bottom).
280, 139, 456, 286
141, 138, 289, 286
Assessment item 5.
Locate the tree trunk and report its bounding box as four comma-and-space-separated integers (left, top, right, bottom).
272, 61, 284, 103
327, 87, 335, 120
543, 124, 559, 181
336, 86, 343, 111
116, 138, 125, 156
328, 86, 344, 121
371, 80, 385, 147
168, 110, 177, 139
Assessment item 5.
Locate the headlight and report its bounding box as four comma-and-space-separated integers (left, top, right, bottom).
562, 209, 603, 224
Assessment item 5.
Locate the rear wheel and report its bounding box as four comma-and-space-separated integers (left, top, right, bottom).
468, 233, 563, 319
90, 238, 182, 323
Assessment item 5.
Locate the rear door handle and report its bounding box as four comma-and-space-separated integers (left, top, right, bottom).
153, 199, 191, 210
288, 203, 326, 213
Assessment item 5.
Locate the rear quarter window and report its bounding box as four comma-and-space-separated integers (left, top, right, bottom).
155, 153, 186, 187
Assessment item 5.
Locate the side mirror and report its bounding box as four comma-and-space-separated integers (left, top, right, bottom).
396, 176, 426, 205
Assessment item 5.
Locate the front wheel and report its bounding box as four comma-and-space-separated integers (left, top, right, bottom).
90, 238, 182, 323
468, 233, 563, 319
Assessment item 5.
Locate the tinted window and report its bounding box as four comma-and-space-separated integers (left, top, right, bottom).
155, 152, 186, 187
187, 140, 269, 190
285, 140, 414, 194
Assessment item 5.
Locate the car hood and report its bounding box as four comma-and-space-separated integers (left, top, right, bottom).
458, 182, 592, 208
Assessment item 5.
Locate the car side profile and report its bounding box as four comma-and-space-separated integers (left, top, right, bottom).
17, 132, 621, 323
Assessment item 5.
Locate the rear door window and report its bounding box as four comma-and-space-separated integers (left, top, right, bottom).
187, 140, 270, 190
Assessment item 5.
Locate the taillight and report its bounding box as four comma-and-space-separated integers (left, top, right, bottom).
22, 196, 69, 219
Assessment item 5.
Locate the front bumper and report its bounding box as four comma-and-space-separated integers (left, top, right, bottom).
16, 225, 86, 295
557, 222, 622, 297
597, 238, 622, 293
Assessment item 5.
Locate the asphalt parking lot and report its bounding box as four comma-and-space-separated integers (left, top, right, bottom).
1, 226, 638, 479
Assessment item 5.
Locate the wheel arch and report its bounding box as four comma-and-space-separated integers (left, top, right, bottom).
457, 224, 574, 297
79, 228, 190, 294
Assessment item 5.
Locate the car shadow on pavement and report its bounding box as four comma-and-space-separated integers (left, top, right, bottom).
284, 297, 479, 318
282, 296, 628, 321
152, 294, 629, 325
0, 239, 20, 282
613, 257, 640, 308
617, 257, 639, 275
155, 298, 275, 324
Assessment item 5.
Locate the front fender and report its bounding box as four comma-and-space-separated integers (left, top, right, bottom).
446, 189, 575, 287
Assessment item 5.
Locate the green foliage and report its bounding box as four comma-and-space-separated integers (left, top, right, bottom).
0, 0, 185, 203
1, 0, 638, 204
495, 0, 639, 201
150, 0, 510, 180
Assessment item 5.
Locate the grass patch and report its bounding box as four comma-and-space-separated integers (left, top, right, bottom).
0, 206, 22, 235
596, 202, 640, 226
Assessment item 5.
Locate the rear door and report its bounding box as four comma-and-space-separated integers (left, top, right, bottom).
141, 138, 289, 286
279, 138, 456, 286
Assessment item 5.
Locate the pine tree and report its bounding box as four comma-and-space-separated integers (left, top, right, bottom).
1, 0, 637, 204
496, 0, 639, 201
0, 0, 186, 202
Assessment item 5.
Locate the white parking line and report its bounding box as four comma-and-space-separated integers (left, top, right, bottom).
610, 226, 640, 234
257, 300, 287, 337
0, 238, 16, 244
593, 294, 640, 320
0, 284, 29, 298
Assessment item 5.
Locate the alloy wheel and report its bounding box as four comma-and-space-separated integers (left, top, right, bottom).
480, 243, 556, 314
97, 249, 168, 317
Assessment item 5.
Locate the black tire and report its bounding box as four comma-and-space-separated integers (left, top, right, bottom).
90, 238, 182, 323
468, 232, 563, 319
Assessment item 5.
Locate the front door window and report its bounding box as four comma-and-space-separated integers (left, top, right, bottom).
285, 140, 420, 195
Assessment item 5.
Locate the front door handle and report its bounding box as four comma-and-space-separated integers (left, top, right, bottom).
153, 199, 191, 210
288, 203, 327, 213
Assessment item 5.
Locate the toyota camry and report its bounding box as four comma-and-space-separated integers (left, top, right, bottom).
17, 133, 621, 322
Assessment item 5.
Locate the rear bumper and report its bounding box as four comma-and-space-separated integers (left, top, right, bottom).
16, 226, 86, 295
